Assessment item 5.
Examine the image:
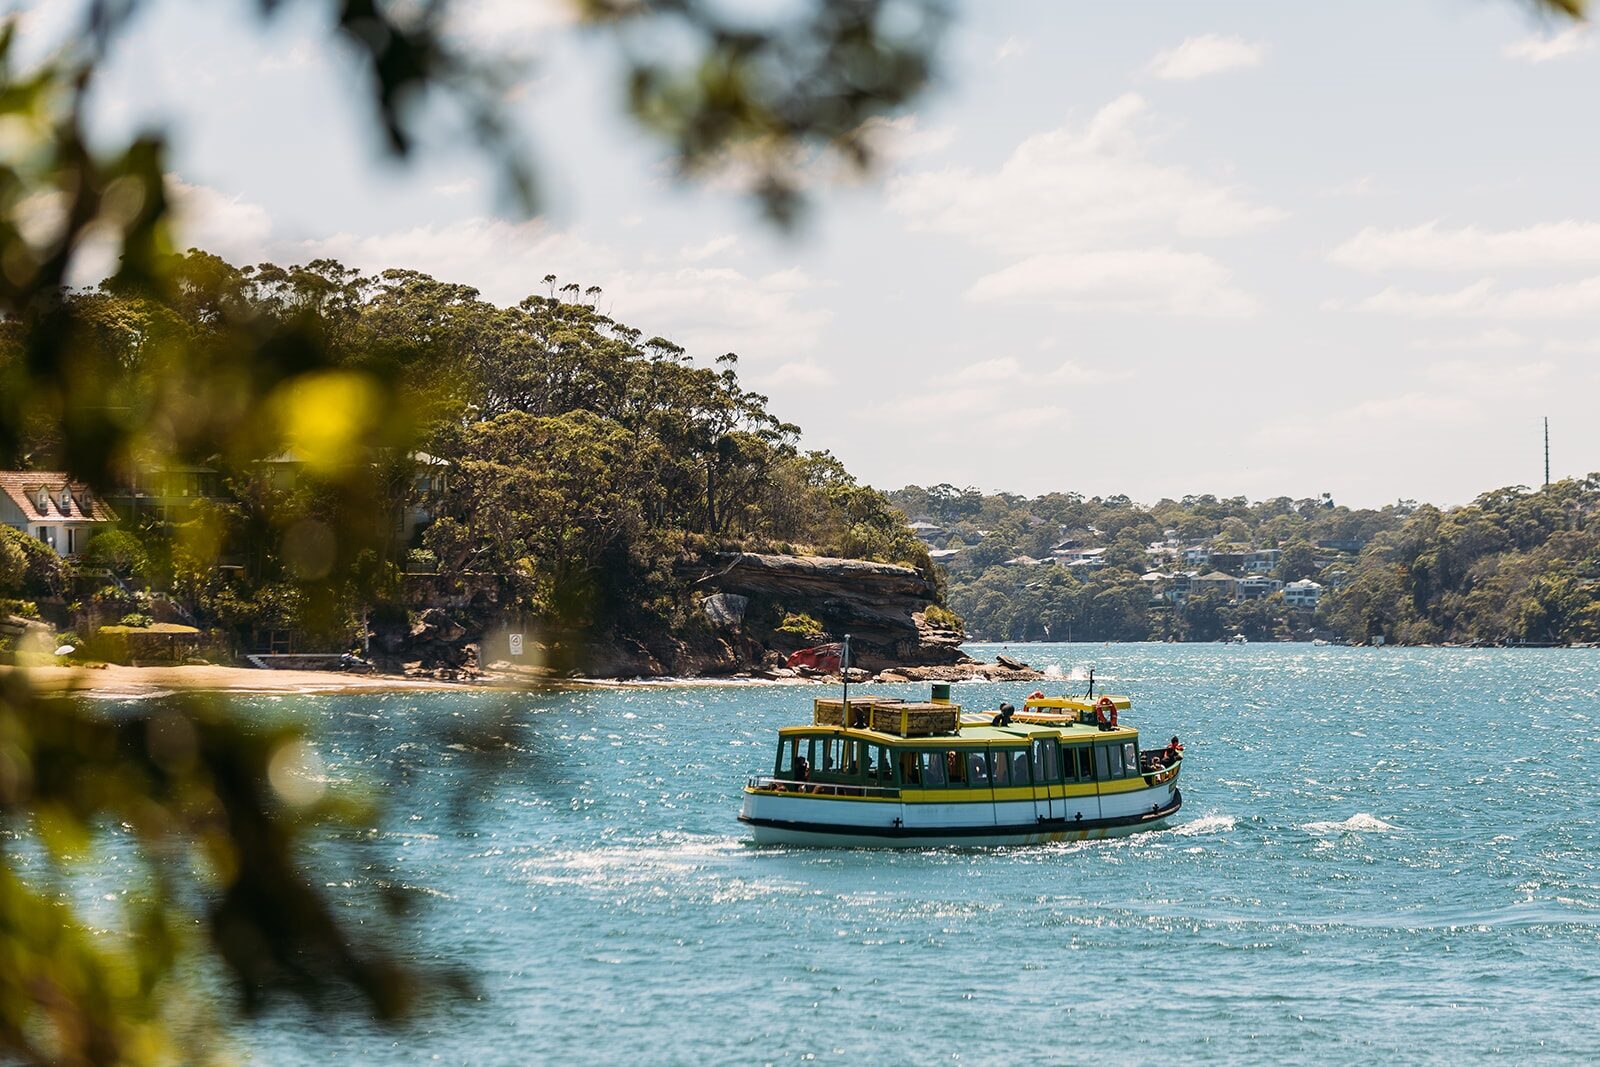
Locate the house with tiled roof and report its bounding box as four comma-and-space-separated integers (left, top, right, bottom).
0, 472, 119, 556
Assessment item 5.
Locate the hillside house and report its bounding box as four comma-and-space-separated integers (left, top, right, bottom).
105, 463, 224, 522
1190, 571, 1240, 599
1283, 579, 1324, 608
1053, 546, 1107, 569
1241, 548, 1282, 574
1238, 574, 1284, 600
0, 472, 119, 556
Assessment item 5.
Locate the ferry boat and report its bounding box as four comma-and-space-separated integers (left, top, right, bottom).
740, 687, 1183, 848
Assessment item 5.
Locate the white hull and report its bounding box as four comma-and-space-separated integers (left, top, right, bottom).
744, 814, 1177, 849
741, 780, 1182, 849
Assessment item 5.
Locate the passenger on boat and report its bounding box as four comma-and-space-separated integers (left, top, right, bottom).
1164, 736, 1184, 764
793, 755, 811, 785
991, 702, 1015, 727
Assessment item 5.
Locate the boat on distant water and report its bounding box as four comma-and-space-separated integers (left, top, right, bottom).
739, 686, 1184, 848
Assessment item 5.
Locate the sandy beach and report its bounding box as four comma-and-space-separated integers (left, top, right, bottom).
1, 663, 480, 700
0, 662, 809, 698
0, 659, 1026, 700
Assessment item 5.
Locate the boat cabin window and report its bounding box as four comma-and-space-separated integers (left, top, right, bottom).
992, 750, 1008, 786
917, 751, 946, 786
1063, 745, 1093, 781
775, 737, 797, 778
868, 745, 895, 786
1009, 749, 1031, 786
1031, 739, 1060, 784
1094, 742, 1139, 780
966, 751, 989, 786
899, 751, 921, 786
805, 736, 862, 781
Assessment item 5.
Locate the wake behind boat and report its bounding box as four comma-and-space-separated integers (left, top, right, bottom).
740, 684, 1184, 848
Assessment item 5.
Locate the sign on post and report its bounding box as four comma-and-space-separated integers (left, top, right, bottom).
508, 633, 524, 657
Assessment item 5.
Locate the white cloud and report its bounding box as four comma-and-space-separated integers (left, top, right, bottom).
1257, 359, 1553, 450
168, 176, 276, 260
1420, 358, 1554, 392
889, 95, 1283, 257
257, 38, 318, 74
1324, 175, 1376, 198
761, 360, 838, 388
1544, 335, 1600, 354
1504, 25, 1593, 64
996, 36, 1029, 62
1146, 34, 1266, 80
1408, 328, 1529, 351
968, 248, 1259, 318
159, 175, 830, 364
678, 234, 739, 263
870, 353, 1129, 443
887, 97, 1276, 318
1046, 359, 1132, 385
861, 115, 957, 164
949, 357, 1022, 384
432, 178, 480, 198
1330, 220, 1600, 272
1354, 276, 1600, 319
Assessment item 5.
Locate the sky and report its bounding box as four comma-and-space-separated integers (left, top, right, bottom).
10, 0, 1600, 507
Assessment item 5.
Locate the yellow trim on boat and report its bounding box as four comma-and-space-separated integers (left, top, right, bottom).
774, 724, 1139, 745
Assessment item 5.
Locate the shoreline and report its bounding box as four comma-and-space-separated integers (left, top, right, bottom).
1, 658, 1041, 699
6, 640, 1591, 700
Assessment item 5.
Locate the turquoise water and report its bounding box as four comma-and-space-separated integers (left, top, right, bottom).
244, 644, 1600, 1064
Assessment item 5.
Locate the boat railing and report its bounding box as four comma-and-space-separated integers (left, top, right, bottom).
1140, 759, 1182, 786
746, 775, 901, 799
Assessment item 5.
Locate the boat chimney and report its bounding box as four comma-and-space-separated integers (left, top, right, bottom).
930, 682, 952, 704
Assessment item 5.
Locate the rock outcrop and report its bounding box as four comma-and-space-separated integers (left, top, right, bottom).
379, 550, 973, 680
680, 552, 965, 673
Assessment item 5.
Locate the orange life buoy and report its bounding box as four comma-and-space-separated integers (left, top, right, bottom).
1026, 690, 1045, 702
1094, 695, 1118, 728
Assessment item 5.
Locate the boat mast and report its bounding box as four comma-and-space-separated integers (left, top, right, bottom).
841, 633, 852, 721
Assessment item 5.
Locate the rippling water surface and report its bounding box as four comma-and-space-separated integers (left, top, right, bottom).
240, 644, 1600, 1064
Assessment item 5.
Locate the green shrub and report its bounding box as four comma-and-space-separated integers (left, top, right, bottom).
0, 525, 66, 598
924, 604, 963, 631
775, 611, 823, 636
119, 613, 155, 628
0, 598, 40, 619
82, 529, 150, 580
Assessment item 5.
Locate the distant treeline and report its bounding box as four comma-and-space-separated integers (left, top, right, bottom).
889, 482, 1600, 646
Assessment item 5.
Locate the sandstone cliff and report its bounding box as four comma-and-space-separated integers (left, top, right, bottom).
375, 551, 971, 679
683, 552, 965, 673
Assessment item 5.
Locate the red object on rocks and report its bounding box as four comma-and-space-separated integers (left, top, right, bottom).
786, 643, 842, 671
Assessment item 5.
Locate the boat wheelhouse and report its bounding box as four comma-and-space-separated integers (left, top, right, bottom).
740, 690, 1183, 848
